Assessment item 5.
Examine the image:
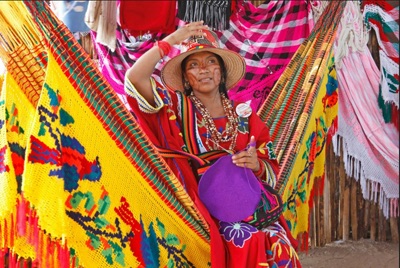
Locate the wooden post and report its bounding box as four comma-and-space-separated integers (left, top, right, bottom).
390, 217, 399, 243
330, 142, 338, 241
364, 199, 371, 239
378, 207, 386, 242
385, 216, 391, 242
338, 138, 345, 239
310, 202, 316, 248
297, 233, 303, 252
334, 149, 340, 240
323, 144, 329, 245
378, 209, 385, 241
317, 177, 325, 247
324, 167, 331, 244
316, 187, 321, 247
314, 179, 320, 247
320, 184, 325, 246
343, 174, 350, 241
350, 177, 358, 240
370, 201, 377, 241
357, 180, 365, 239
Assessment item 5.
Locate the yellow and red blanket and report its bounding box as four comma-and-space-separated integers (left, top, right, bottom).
0, 1, 210, 267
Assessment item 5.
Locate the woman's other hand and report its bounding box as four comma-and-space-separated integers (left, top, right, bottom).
231, 136, 260, 172
163, 21, 208, 46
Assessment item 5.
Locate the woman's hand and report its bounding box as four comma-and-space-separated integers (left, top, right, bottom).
126, 21, 208, 109
232, 136, 261, 172
163, 21, 208, 46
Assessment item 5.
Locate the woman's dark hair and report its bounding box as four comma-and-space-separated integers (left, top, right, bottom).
181, 52, 228, 97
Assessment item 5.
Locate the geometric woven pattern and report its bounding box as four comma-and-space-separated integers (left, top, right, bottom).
257, 1, 346, 237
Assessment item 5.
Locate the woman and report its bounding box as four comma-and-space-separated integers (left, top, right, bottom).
125, 21, 301, 268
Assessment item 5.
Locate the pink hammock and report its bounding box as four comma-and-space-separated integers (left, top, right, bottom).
335, 48, 399, 218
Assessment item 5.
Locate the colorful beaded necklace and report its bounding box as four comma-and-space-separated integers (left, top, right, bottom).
189, 92, 238, 151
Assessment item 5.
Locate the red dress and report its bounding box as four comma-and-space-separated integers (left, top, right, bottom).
125, 78, 302, 267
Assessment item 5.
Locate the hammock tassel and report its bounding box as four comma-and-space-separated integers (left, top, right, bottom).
17, 193, 26, 236
0, 247, 4, 267
10, 213, 14, 248
180, 0, 231, 30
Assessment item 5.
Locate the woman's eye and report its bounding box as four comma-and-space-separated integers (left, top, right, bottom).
208, 59, 217, 65
188, 62, 199, 68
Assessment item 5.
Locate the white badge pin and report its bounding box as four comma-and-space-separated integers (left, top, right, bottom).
236, 100, 252, 118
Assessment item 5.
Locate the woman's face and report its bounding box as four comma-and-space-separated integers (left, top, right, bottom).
183, 51, 222, 95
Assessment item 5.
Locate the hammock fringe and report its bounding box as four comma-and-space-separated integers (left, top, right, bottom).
0, 2, 41, 54
333, 135, 399, 218
1, 196, 75, 267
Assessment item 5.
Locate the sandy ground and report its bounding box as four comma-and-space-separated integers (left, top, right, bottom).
298, 239, 399, 268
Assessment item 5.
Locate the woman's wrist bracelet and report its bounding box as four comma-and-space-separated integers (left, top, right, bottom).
155, 40, 171, 58
253, 159, 266, 178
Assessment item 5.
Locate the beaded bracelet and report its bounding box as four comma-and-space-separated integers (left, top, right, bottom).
155, 41, 171, 58
253, 159, 266, 178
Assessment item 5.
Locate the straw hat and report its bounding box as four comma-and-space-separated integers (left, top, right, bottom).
161, 29, 246, 91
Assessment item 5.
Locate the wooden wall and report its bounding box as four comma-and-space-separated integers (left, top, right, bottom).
307, 139, 399, 250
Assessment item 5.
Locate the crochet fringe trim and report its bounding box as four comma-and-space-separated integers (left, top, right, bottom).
332, 135, 399, 219
0, 194, 75, 267
0, 2, 42, 63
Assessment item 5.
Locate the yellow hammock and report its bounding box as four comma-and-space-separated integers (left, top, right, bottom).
0, 1, 210, 267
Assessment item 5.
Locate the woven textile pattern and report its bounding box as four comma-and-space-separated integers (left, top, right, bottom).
0, 73, 37, 261
363, 1, 399, 111
0, 2, 47, 108
222, 0, 312, 111
22, 51, 210, 267
257, 1, 344, 237
0, 1, 211, 267
92, 26, 158, 96
335, 49, 399, 218
0, 2, 48, 260
334, 1, 399, 219
283, 54, 338, 236
0, 75, 17, 238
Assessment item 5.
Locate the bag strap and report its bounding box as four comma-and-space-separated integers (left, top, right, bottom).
157, 91, 229, 170
156, 146, 228, 167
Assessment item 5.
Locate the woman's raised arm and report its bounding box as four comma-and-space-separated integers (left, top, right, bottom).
126, 21, 208, 105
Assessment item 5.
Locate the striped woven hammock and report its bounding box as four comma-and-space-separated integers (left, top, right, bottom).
257, 1, 346, 238
362, 0, 399, 125
333, 1, 398, 219
0, 1, 211, 267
